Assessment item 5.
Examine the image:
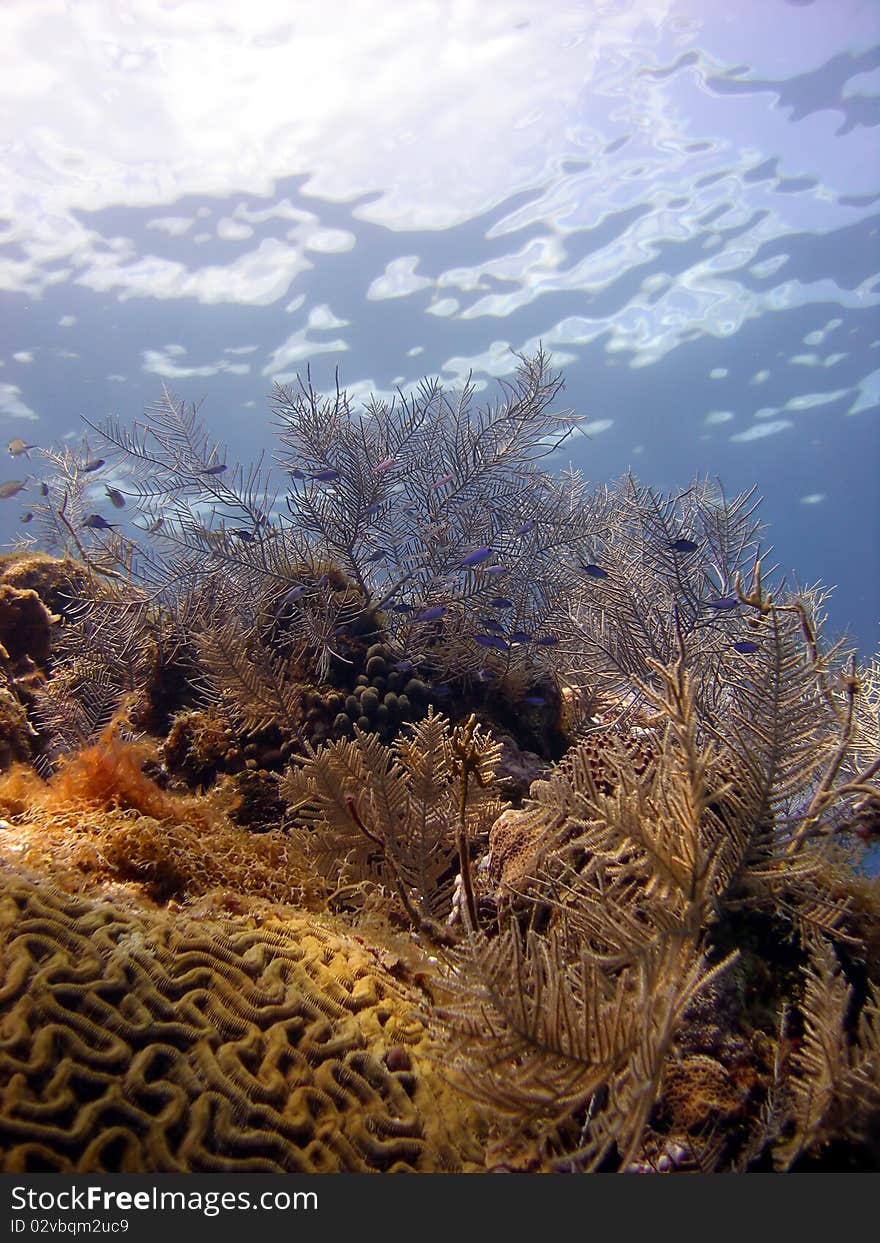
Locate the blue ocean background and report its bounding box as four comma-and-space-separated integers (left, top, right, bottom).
0, 0, 878, 656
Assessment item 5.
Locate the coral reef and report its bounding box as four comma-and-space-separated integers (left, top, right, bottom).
0, 352, 877, 1173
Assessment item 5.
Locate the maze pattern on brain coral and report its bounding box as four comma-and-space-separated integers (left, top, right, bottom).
0, 869, 482, 1172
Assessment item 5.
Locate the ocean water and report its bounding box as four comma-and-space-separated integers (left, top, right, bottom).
0, 0, 877, 654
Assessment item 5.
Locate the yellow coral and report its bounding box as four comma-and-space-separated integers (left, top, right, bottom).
0, 866, 487, 1172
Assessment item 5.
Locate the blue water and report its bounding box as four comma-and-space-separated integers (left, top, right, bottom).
0, 0, 878, 653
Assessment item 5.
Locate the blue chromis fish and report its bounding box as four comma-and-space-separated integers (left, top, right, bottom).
82, 458, 105, 473
509, 631, 532, 644
310, 468, 341, 482
515, 518, 537, 535
20, 511, 33, 522
669, 538, 699, 553
392, 602, 414, 613
706, 596, 738, 611
534, 635, 559, 646
7, 438, 36, 458
581, 563, 608, 578
365, 549, 386, 562
489, 597, 514, 608
483, 564, 507, 575
460, 546, 494, 568
479, 617, 506, 633
0, 479, 28, 499
474, 633, 510, 652
732, 640, 760, 654
522, 695, 545, 707
416, 605, 446, 622
199, 463, 228, 476
82, 513, 118, 530
104, 486, 126, 509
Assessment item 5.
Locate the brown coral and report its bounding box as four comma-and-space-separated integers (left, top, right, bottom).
0, 866, 486, 1172
0, 688, 35, 771
0, 552, 91, 626
661, 1055, 745, 1133
0, 583, 56, 666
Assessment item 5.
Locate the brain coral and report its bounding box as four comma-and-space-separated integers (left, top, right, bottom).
0, 866, 486, 1172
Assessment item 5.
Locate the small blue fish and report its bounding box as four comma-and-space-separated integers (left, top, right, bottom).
669, 538, 699, 553
199, 463, 227, 476
104, 486, 126, 509
20, 511, 33, 523
483, 564, 507, 575
288, 468, 307, 480
534, 635, 559, 646
39, 482, 49, 496
82, 513, 118, 530
416, 605, 446, 622
366, 502, 383, 516
460, 546, 494, 568
489, 597, 514, 608
392, 602, 414, 613
310, 468, 341, 482
582, 563, 608, 578
706, 597, 738, 611
474, 634, 510, 652
509, 631, 532, 644
522, 695, 545, 707
82, 458, 105, 473
479, 618, 506, 633
365, 549, 386, 562
515, 518, 537, 535
732, 640, 760, 654
229, 528, 255, 541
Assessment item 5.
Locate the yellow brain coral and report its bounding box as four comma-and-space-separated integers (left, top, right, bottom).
0, 867, 486, 1173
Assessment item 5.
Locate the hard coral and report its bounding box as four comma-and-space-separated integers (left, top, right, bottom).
0, 867, 487, 1172
0, 551, 92, 623
0, 688, 35, 771
0, 583, 56, 665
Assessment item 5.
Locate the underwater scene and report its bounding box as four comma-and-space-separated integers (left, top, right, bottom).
0, 0, 878, 1175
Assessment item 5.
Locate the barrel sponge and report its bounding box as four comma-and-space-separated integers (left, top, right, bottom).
0, 866, 486, 1173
